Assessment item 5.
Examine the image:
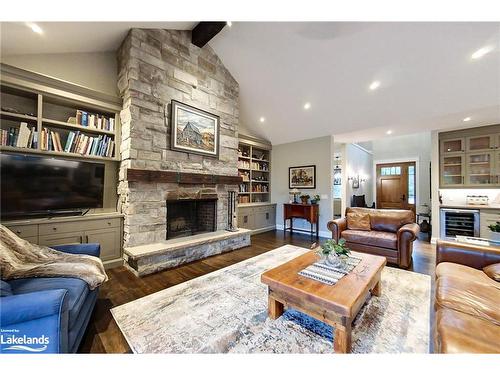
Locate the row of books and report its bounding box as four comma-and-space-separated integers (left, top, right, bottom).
0, 122, 37, 149
75, 110, 115, 132
38, 128, 115, 157
238, 195, 250, 204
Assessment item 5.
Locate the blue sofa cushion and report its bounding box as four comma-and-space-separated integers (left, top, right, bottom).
1, 280, 13, 296
9, 277, 89, 330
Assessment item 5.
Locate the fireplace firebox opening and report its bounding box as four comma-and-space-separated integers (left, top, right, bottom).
166, 199, 217, 239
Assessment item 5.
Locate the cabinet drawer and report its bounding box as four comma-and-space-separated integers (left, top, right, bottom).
39, 218, 120, 235
39, 232, 84, 247
6, 224, 38, 239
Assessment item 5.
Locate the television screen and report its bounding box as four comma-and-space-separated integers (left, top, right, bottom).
1, 153, 105, 219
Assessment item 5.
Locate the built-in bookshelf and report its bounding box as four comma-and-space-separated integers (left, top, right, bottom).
238, 135, 271, 205
0, 68, 121, 162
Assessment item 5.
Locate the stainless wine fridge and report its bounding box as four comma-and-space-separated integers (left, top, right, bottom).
440, 208, 480, 240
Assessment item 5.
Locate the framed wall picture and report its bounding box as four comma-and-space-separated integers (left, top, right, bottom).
352, 175, 360, 189
289, 165, 316, 189
170, 100, 220, 158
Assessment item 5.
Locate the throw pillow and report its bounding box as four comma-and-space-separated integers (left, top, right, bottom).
483, 263, 500, 282
346, 212, 371, 231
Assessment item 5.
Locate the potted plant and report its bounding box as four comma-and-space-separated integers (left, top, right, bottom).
488, 221, 500, 242
300, 194, 310, 204
316, 239, 351, 268
310, 194, 321, 204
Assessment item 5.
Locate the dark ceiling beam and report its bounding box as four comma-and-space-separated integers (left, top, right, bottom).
191, 22, 226, 48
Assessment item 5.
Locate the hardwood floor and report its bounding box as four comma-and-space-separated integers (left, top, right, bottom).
79, 230, 435, 353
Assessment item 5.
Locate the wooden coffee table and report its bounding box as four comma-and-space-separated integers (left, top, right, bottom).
261, 249, 386, 353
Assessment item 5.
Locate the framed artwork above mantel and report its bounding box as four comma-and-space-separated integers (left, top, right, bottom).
289, 165, 316, 189
170, 100, 220, 158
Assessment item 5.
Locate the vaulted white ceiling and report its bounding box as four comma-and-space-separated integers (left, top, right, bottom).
1, 22, 499, 145
210, 22, 500, 144
0, 22, 195, 55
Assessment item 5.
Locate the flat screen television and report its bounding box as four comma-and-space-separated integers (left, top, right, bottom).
1, 153, 105, 219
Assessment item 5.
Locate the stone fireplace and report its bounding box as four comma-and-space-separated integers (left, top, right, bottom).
116, 28, 251, 276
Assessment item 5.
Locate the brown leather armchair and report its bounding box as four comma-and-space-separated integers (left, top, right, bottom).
327, 207, 419, 268
434, 240, 500, 353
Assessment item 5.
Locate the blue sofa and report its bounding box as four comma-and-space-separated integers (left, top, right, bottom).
0, 243, 101, 354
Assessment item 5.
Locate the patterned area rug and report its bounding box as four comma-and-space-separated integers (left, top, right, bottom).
111, 245, 431, 353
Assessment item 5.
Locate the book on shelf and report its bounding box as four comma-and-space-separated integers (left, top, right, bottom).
238, 195, 250, 204
74, 110, 115, 132
1, 123, 38, 149
63, 131, 115, 158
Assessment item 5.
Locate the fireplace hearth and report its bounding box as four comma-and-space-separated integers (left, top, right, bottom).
166, 199, 217, 240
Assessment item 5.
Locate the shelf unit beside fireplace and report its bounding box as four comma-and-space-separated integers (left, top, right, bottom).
238, 136, 271, 205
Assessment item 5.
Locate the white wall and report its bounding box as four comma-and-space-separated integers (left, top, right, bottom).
371, 132, 432, 210
271, 136, 334, 237
345, 143, 374, 207
1, 52, 118, 96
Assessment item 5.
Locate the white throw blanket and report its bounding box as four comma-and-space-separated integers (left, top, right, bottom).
0, 225, 108, 290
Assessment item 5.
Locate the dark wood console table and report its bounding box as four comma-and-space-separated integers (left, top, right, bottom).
283, 203, 319, 239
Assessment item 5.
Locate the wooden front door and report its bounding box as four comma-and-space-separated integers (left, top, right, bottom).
376, 162, 416, 212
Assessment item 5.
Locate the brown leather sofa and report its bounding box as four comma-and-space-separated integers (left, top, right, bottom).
434, 240, 500, 353
327, 207, 419, 268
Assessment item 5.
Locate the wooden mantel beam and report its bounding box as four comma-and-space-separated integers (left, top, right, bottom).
191, 22, 226, 48
126, 168, 243, 185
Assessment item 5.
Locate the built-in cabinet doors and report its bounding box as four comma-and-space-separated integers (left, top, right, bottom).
86, 228, 121, 261
441, 137, 465, 154
441, 154, 465, 187
466, 134, 497, 152
465, 151, 495, 186
496, 151, 500, 184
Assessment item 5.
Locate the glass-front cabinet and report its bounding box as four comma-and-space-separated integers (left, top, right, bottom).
439, 125, 500, 188
441, 138, 465, 154
466, 134, 496, 152
441, 154, 465, 186
465, 152, 494, 186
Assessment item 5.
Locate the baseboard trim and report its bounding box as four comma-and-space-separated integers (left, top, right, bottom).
249, 226, 276, 235
275, 224, 330, 239
103, 258, 124, 269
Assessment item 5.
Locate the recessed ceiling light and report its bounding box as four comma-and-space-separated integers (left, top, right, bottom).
259, 117, 265, 123
471, 46, 493, 60
463, 117, 471, 122
369, 81, 381, 91
226, 21, 232, 27
26, 22, 43, 34
303, 102, 311, 110
386, 130, 393, 135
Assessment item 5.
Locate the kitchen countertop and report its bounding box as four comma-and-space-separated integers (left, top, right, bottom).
440, 204, 500, 210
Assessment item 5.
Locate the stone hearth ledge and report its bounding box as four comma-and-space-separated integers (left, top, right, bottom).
123, 229, 251, 277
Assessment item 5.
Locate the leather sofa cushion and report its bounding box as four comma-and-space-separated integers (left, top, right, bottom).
483, 263, 500, 282
341, 229, 398, 250
9, 277, 90, 329
345, 207, 414, 233
436, 262, 499, 287
436, 308, 500, 353
346, 212, 371, 231
435, 275, 500, 326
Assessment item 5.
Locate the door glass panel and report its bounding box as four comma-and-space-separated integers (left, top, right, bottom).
408, 165, 415, 204
469, 136, 492, 151
468, 153, 492, 184
443, 139, 463, 153
442, 155, 463, 185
